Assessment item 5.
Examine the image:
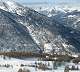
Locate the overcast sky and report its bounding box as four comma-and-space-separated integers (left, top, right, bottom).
16, 0, 80, 4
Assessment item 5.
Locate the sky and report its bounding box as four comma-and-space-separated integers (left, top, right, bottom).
16, 0, 80, 4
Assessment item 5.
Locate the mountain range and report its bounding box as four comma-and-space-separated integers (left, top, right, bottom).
0, 1, 80, 54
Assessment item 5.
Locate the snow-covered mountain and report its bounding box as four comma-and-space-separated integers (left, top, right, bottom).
0, 8, 41, 52
0, 0, 80, 54
35, 6, 80, 53
52, 10, 80, 31
36, 6, 80, 31
0, 0, 28, 16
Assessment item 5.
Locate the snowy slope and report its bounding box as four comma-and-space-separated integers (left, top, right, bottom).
0, 56, 79, 72
0, 0, 28, 16
0, 55, 64, 72
0, 8, 40, 52
34, 5, 80, 53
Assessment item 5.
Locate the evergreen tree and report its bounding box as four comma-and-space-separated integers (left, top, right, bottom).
64, 66, 69, 72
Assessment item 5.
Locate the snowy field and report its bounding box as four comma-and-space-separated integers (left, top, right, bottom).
0, 56, 79, 72
0, 56, 63, 72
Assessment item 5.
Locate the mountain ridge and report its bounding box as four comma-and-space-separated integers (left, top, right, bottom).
0, 1, 80, 54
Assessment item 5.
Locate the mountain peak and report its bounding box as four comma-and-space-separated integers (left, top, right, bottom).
0, 0, 28, 15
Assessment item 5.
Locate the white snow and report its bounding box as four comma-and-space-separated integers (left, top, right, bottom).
0, 56, 79, 72
44, 43, 53, 53
69, 70, 80, 72
0, 55, 66, 72
68, 15, 76, 18
0, 1, 26, 16
6, 1, 17, 9
62, 43, 69, 48
72, 54, 78, 58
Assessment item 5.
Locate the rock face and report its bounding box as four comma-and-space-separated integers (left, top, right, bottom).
0, 1, 80, 54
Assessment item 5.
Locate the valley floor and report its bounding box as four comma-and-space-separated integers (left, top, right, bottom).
0, 56, 80, 72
